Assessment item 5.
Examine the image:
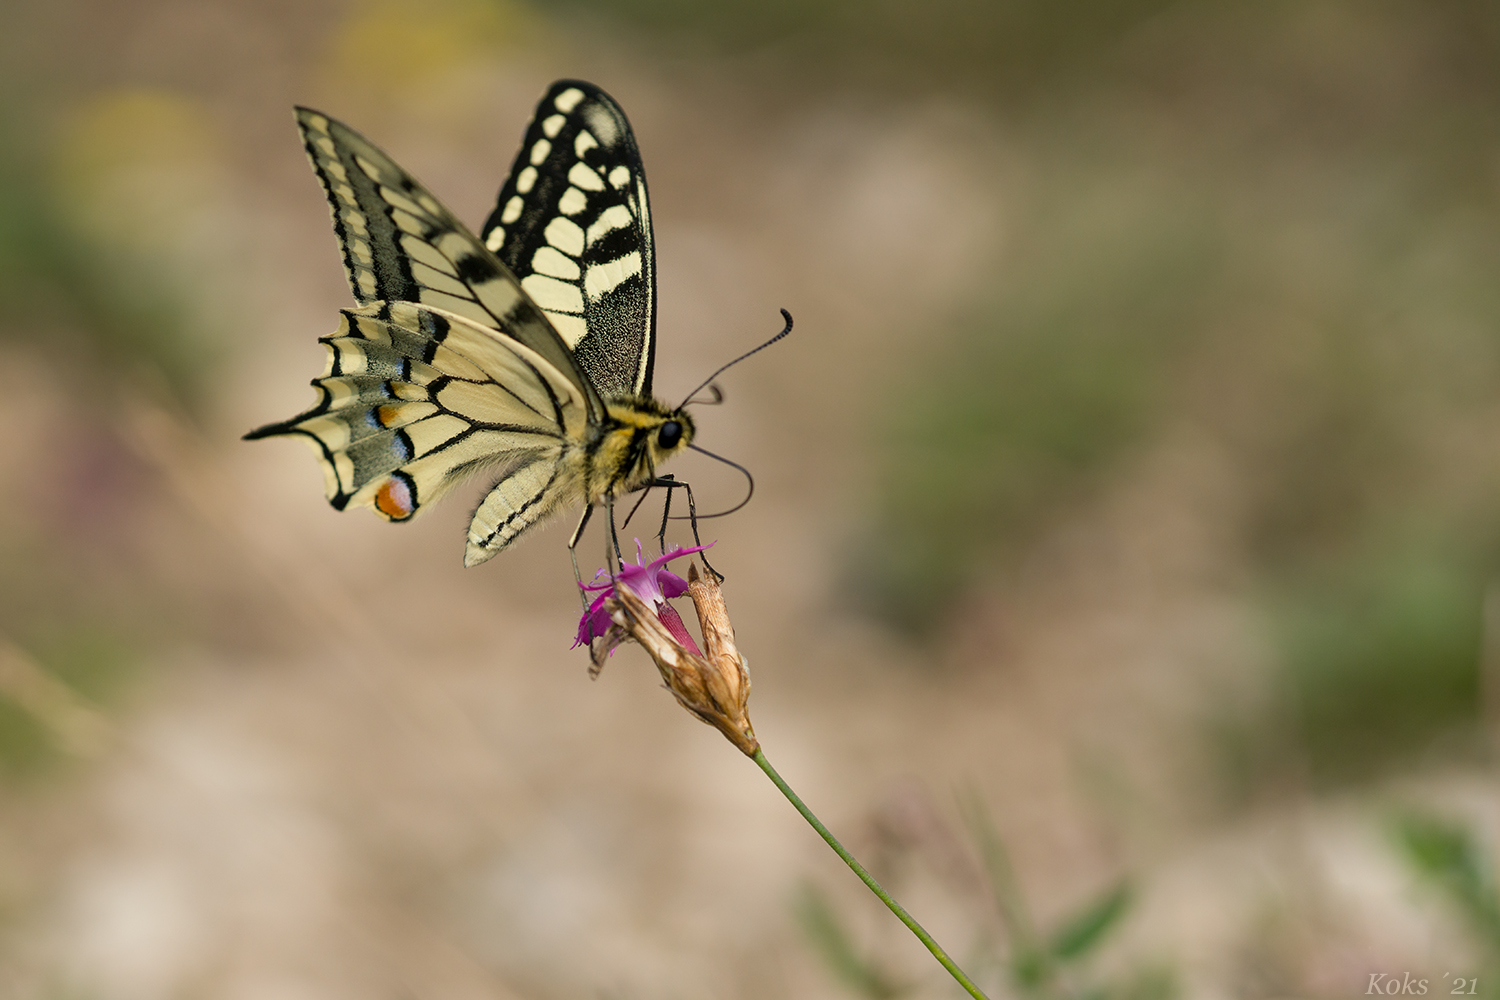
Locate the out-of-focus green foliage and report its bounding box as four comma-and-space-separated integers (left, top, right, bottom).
852, 187, 1220, 629
0, 699, 56, 780
0, 624, 134, 780
1272, 543, 1486, 787
963, 793, 1164, 999
796, 884, 908, 999
32, 623, 139, 708
1051, 881, 1134, 962
800, 793, 1170, 999
1393, 810, 1500, 975
0, 97, 213, 408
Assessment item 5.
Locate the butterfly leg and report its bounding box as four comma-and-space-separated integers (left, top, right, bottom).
677, 481, 720, 579
615, 474, 675, 555
569, 505, 612, 645
567, 503, 615, 644
654, 474, 676, 554
605, 494, 625, 574
568, 504, 595, 607
618, 481, 657, 536
644, 477, 723, 581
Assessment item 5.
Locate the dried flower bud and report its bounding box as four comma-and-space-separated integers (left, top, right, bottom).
602, 563, 757, 756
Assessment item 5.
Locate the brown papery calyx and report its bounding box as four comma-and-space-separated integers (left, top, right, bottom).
605, 563, 757, 756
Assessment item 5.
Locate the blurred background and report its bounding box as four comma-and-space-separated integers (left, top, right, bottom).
2, 0, 1499, 996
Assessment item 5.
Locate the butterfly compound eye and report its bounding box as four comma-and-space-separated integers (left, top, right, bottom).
657, 421, 682, 450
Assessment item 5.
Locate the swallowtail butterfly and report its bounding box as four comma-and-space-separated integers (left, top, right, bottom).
247, 81, 696, 567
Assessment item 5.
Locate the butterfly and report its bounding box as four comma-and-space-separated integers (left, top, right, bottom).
246, 81, 702, 568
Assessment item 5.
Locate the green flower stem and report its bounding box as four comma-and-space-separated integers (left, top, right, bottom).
752, 747, 991, 1000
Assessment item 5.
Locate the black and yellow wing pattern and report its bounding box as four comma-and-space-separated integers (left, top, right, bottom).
248, 84, 690, 568
481, 80, 657, 399
248, 300, 590, 559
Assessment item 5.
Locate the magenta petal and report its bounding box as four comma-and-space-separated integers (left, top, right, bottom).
573, 591, 614, 648
656, 602, 704, 657
648, 544, 710, 571
571, 540, 715, 649
615, 561, 663, 605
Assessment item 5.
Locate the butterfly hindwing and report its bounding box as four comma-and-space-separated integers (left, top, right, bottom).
480, 81, 657, 399
465, 449, 573, 567
247, 302, 588, 540
294, 107, 602, 416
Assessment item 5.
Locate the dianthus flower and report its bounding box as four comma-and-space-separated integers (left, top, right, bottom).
574, 540, 756, 756
574, 541, 709, 657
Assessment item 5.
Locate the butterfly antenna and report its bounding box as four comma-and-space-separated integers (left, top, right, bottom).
677, 309, 793, 410
683, 384, 724, 407
673, 444, 755, 520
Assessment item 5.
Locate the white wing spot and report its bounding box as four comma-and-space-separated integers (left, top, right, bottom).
516, 166, 537, 194
380, 186, 425, 218
501, 195, 524, 223
567, 162, 605, 192
355, 155, 382, 181
586, 205, 633, 247
485, 228, 505, 251
401, 233, 458, 275
530, 245, 580, 280
529, 139, 552, 165
582, 105, 619, 146
433, 231, 477, 261
608, 166, 630, 189
390, 208, 428, 236
410, 260, 470, 298
541, 114, 566, 138
544, 217, 584, 256
574, 131, 599, 158
522, 274, 584, 314
554, 87, 586, 112
584, 251, 642, 301
547, 312, 588, 348
558, 186, 587, 216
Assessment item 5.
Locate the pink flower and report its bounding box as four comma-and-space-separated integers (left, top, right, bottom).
574, 541, 711, 656
573, 541, 756, 755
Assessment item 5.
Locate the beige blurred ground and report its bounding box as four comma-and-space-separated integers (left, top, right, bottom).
1, 0, 1498, 997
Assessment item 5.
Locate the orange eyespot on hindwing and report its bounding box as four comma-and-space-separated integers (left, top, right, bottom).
375, 473, 416, 520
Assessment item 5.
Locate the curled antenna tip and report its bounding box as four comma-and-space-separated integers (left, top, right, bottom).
678, 309, 795, 411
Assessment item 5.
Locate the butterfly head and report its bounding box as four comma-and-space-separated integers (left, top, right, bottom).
597, 396, 695, 497
638, 400, 695, 470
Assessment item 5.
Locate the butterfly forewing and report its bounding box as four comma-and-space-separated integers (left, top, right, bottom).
247, 302, 587, 531
294, 107, 601, 416
479, 81, 657, 398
